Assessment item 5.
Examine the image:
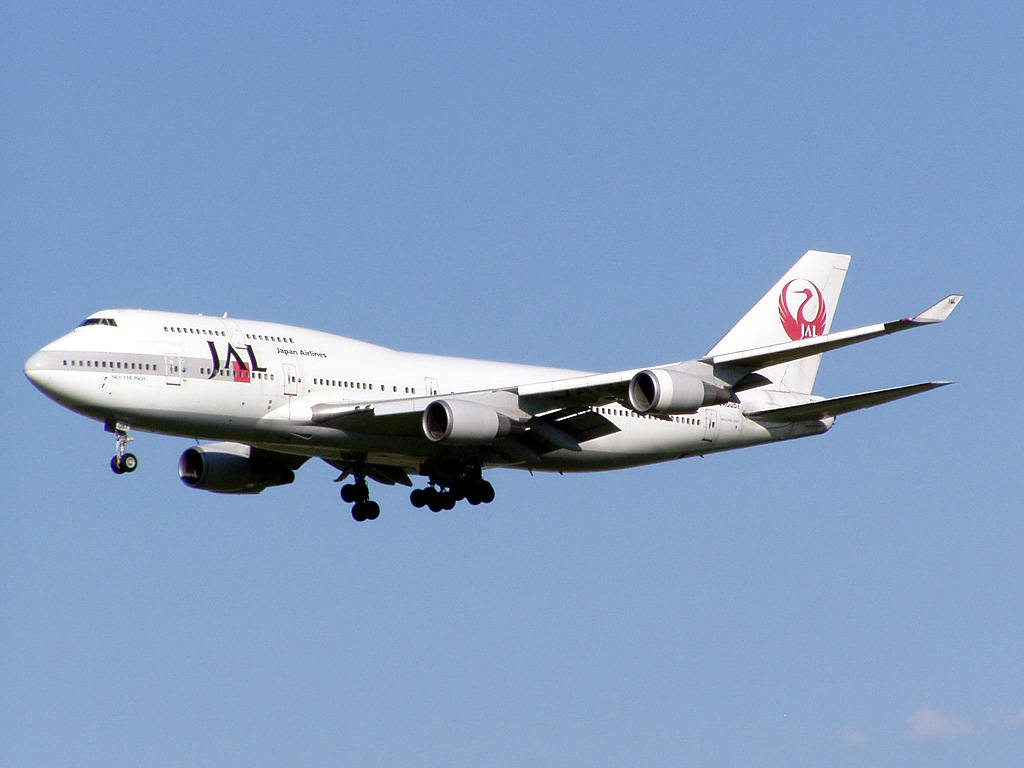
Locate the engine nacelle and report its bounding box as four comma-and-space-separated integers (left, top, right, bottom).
423, 399, 514, 444
628, 369, 731, 414
178, 442, 296, 494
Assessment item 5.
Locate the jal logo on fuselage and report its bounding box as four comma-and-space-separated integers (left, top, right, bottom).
207, 341, 266, 382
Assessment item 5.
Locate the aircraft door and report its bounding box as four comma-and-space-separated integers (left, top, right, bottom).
425, 377, 439, 395
223, 318, 247, 349
283, 363, 299, 396
164, 353, 183, 385
702, 408, 717, 442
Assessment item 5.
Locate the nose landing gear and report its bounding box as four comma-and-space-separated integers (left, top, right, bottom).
108, 423, 138, 474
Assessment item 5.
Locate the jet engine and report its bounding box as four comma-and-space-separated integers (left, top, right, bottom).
423, 399, 515, 444
628, 368, 731, 414
178, 442, 298, 494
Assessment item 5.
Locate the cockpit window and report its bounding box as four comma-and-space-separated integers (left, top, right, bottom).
78, 317, 118, 327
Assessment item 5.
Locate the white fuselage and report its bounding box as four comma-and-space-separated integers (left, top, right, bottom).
25, 309, 827, 477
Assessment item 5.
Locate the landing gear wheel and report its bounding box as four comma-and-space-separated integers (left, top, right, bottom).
111, 455, 125, 474
410, 488, 427, 508
351, 500, 380, 522
122, 453, 138, 473
341, 481, 369, 503
440, 491, 457, 511
465, 480, 490, 505
363, 501, 380, 521
426, 489, 444, 513
479, 481, 495, 504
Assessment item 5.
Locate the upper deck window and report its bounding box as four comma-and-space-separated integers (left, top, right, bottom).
78, 317, 118, 327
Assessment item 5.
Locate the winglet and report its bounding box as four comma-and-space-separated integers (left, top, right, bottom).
911, 294, 963, 324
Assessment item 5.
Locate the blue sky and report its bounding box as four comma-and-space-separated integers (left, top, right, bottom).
3, 2, 1022, 766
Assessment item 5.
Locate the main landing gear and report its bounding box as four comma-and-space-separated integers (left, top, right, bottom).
409, 463, 495, 513
338, 461, 496, 521
409, 481, 495, 512
108, 423, 138, 475
340, 476, 380, 522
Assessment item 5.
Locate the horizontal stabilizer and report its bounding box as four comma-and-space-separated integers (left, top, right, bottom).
703, 295, 963, 373
747, 381, 952, 422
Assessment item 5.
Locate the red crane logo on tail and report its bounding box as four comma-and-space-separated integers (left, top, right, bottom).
779, 279, 827, 340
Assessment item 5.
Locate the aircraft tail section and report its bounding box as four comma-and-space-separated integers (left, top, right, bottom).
706, 250, 850, 394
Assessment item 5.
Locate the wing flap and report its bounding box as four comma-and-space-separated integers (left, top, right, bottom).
324, 458, 414, 487
547, 410, 621, 443
747, 381, 952, 422
518, 409, 620, 455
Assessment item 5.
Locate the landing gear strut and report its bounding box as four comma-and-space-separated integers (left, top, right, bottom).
340, 475, 379, 522
108, 422, 138, 474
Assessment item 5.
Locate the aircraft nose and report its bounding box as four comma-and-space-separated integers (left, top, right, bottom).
24, 350, 53, 391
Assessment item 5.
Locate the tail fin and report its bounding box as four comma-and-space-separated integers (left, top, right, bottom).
706, 250, 850, 393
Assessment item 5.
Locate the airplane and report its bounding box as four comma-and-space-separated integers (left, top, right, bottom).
24, 251, 961, 521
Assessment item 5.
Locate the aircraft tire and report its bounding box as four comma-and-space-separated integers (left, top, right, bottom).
111, 456, 125, 474
480, 481, 495, 504
352, 502, 367, 522
123, 453, 138, 472
364, 501, 380, 521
